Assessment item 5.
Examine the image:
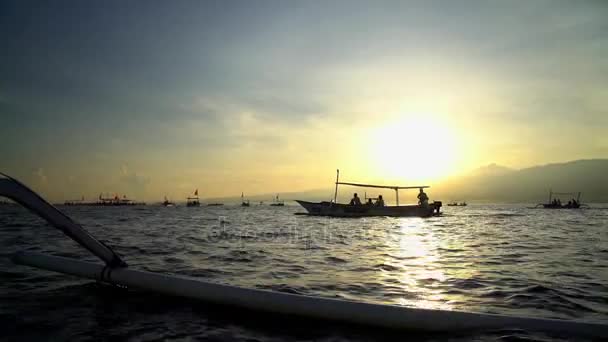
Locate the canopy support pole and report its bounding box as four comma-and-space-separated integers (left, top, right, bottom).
333, 169, 339, 204
395, 188, 399, 206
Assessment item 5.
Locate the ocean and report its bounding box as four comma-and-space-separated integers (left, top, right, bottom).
1, 203, 607, 341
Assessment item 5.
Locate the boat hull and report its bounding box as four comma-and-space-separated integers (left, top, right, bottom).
296, 200, 441, 217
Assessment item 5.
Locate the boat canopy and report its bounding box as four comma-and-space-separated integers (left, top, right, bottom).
333, 169, 430, 206
337, 182, 429, 190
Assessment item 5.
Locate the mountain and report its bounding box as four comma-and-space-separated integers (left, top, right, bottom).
203, 159, 608, 204
437, 159, 608, 202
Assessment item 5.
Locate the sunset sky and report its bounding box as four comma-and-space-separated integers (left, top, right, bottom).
1, 1, 607, 201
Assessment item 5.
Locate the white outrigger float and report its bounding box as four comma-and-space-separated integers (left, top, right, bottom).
1, 172, 606, 338
297, 170, 442, 217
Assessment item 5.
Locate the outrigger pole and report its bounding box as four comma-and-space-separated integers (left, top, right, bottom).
0, 173, 126, 267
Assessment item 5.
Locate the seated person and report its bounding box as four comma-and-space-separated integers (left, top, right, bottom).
375, 195, 385, 207
366, 198, 373, 206
349, 193, 362, 206
417, 188, 429, 206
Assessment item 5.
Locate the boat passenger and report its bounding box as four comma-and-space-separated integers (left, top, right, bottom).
557, 198, 561, 206
349, 193, 362, 206
417, 188, 429, 206
376, 195, 385, 207
366, 198, 373, 206
567, 200, 572, 207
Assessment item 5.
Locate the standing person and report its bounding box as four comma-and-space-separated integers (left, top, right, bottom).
417, 188, 429, 206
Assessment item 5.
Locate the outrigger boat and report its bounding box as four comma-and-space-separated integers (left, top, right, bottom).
447, 201, 467, 207
1, 172, 606, 338
269, 194, 285, 206
162, 196, 175, 207
538, 190, 583, 209
296, 170, 442, 217
186, 189, 200, 207
241, 192, 250, 207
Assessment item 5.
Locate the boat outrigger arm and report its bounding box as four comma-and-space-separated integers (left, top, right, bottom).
0, 173, 126, 267
1, 173, 607, 338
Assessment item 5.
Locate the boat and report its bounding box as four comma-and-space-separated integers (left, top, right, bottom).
296, 170, 442, 217
186, 189, 200, 207
95, 194, 146, 206
538, 190, 582, 209
241, 192, 250, 207
447, 201, 467, 207
162, 196, 175, 207
207, 203, 224, 206
269, 194, 285, 206
1, 172, 606, 338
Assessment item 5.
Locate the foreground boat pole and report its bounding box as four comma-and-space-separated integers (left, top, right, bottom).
0, 173, 126, 267
1, 173, 607, 338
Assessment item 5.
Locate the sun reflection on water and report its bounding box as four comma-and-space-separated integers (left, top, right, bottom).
381, 218, 453, 310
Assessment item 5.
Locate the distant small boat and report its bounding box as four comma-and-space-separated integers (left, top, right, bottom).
241, 192, 250, 207
269, 194, 285, 206
186, 189, 200, 207
447, 201, 467, 207
162, 196, 175, 207
207, 203, 224, 206
538, 190, 582, 209
296, 170, 442, 217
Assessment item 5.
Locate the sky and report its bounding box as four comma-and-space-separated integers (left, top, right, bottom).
1, 0, 607, 202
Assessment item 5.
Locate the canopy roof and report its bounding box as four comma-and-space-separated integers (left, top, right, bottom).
337, 182, 429, 190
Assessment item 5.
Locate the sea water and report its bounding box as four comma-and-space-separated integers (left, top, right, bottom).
1, 204, 607, 341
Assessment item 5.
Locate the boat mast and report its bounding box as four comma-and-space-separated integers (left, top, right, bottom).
333, 169, 339, 204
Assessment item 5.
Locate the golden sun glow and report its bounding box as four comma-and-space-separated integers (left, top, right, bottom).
368, 116, 459, 182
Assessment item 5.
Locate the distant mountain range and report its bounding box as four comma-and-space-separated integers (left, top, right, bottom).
210, 159, 608, 204
437, 159, 608, 203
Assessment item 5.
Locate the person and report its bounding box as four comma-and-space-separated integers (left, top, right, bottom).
349, 193, 362, 206
557, 198, 561, 206
375, 195, 385, 207
417, 188, 429, 206
366, 198, 373, 206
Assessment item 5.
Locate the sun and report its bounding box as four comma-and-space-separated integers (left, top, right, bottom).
367, 116, 458, 182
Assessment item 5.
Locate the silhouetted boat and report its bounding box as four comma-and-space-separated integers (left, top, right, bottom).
447, 201, 467, 207
67, 194, 146, 206
539, 190, 582, 209
207, 203, 223, 206
241, 192, 250, 207
186, 189, 200, 207
269, 194, 285, 206
296, 170, 442, 217
162, 196, 175, 207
